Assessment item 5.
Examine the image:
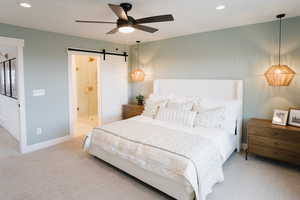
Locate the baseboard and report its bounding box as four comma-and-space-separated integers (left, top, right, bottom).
22, 135, 71, 154
242, 143, 248, 151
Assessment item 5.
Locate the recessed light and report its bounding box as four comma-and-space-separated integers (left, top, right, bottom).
19, 2, 32, 8
216, 5, 225, 10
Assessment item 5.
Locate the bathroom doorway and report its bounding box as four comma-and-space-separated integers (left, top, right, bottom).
70, 54, 101, 137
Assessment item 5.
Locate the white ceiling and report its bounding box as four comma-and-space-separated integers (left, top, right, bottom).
0, 0, 300, 45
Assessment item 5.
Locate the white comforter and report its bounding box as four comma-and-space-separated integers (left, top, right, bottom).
86, 116, 230, 200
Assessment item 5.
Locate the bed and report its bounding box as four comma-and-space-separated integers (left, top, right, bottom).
84, 79, 243, 200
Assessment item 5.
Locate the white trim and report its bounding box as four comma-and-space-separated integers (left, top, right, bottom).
0, 36, 24, 47
96, 56, 102, 125
0, 36, 27, 154
23, 135, 71, 154
67, 50, 102, 137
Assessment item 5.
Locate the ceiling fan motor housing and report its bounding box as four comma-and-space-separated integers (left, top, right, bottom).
117, 16, 136, 27
76, 2, 174, 34
120, 3, 132, 13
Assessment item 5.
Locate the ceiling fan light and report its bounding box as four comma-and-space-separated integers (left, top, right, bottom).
118, 26, 135, 33
19, 2, 32, 8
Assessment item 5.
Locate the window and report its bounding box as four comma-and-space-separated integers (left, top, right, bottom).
0, 58, 17, 99
0, 62, 4, 95
10, 59, 17, 98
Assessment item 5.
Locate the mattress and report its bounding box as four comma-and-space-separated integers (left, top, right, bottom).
85, 116, 236, 200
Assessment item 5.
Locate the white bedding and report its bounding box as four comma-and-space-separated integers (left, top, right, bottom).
86, 116, 236, 200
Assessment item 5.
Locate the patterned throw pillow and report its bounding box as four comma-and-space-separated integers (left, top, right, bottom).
194, 107, 226, 129
193, 98, 239, 133
156, 107, 197, 128
142, 99, 168, 118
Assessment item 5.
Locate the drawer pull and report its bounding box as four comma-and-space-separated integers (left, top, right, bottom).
274, 142, 279, 145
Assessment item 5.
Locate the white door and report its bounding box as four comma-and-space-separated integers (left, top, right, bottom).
100, 55, 128, 124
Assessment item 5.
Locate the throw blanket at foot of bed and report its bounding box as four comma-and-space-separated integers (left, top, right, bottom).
87, 119, 224, 200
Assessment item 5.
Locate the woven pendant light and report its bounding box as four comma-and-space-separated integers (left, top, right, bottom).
131, 68, 145, 82
131, 41, 145, 82
264, 14, 296, 86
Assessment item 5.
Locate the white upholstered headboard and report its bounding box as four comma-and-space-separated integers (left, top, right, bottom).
153, 79, 243, 151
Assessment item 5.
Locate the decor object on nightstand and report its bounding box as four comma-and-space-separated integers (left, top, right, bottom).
131, 41, 145, 82
264, 14, 296, 86
135, 94, 144, 105
288, 109, 300, 127
272, 109, 289, 126
122, 104, 144, 119
246, 118, 300, 165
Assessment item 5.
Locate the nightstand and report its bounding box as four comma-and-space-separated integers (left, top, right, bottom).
122, 104, 144, 120
246, 118, 300, 165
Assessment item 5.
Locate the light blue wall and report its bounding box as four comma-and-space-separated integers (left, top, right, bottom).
130, 16, 300, 125
0, 23, 128, 145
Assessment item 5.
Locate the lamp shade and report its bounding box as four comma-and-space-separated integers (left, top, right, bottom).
264, 65, 296, 86
131, 69, 145, 82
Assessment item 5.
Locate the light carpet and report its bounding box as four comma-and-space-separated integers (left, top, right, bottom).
0, 126, 19, 159
0, 128, 299, 200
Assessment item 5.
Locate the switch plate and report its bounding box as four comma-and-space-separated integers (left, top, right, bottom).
36, 128, 42, 135
32, 89, 46, 96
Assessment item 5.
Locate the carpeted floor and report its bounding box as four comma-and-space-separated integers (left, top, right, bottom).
0, 127, 300, 200
0, 126, 19, 159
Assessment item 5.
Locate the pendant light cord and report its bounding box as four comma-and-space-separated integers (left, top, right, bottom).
136, 41, 140, 70
138, 42, 140, 68
279, 16, 282, 65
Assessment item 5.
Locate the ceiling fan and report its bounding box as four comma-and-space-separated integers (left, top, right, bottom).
75, 3, 174, 34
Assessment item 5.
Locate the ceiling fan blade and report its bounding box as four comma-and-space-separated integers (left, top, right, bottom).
133, 25, 158, 33
108, 4, 128, 21
75, 20, 116, 24
135, 15, 174, 24
106, 27, 119, 34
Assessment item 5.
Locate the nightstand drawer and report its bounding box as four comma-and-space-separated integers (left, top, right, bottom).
249, 135, 300, 154
123, 111, 142, 119
122, 104, 144, 120
249, 144, 300, 165
248, 126, 300, 143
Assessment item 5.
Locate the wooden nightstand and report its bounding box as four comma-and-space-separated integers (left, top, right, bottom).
122, 104, 144, 120
246, 118, 300, 165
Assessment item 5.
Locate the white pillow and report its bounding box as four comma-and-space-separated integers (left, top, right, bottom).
194, 107, 226, 129
167, 101, 194, 111
142, 95, 168, 118
156, 107, 196, 128
166, 95, 198, 111
193, 98, 240, 134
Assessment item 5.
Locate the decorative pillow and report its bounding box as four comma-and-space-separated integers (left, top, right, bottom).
142, 95, 168, 118
167, 100, 194, 111
193, 98, 240, 134
194, 107, 226, 129
166, 95, 198, 111
156, 108, 196, 128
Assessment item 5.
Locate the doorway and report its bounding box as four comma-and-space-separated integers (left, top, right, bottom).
69, 53, 101, 137
74, 55, 100, 136
68, 50, 128, 138
0, 36, 26, 154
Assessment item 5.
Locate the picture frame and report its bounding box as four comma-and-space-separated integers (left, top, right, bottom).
272, 109, 289, 126
288, 109, 300, 127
